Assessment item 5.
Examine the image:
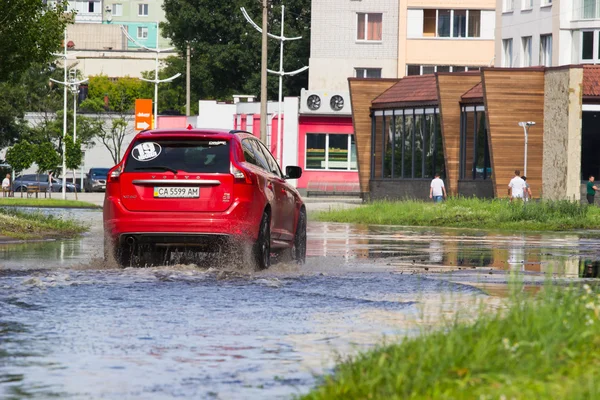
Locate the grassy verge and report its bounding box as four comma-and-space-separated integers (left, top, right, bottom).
314, 197, 600, 231
0, 208, 89, 240
0, 198, 99, 209
302, 283, 600, 399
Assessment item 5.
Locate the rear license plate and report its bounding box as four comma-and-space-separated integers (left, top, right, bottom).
154, 187, 199, 198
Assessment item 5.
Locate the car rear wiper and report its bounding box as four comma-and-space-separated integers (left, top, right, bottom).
134, 166, 179, 174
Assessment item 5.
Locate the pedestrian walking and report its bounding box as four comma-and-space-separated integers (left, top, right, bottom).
508, 170, 526, 202
522, 176, 532, 202
429, 173, 446, 203
587, 175, 598, 205
1, 174, 10, 197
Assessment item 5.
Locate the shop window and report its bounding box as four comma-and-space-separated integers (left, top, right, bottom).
372, 109, 444, 180
306, 133, 357, 171
460, 108, 491, 180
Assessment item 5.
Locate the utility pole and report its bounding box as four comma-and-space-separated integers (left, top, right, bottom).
186, 41, 191, 116
241, 5, 308, 164
121, 23, 181, 128
260, 0, 269, 144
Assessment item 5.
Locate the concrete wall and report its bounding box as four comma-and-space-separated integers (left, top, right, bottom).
542, 67, 583, 201
369, 179, 432, 201
458, 180, 495, 198
309, 0, 399, 90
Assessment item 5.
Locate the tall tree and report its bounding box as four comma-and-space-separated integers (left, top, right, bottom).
161, 0, 310, 101
0, 1, 71, 82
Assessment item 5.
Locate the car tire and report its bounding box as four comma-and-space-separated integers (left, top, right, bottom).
253, 211, 271, 270
14, 186, 25, 193
293, 209, 307, 264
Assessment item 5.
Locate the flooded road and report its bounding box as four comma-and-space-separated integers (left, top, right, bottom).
1, 209, 600, 399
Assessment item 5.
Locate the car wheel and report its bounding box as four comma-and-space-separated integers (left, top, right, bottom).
14, 186, 25, 192
253, 211, 271, 270
293, 209, 307, 264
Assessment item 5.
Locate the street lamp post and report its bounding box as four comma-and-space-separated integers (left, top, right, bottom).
518, 121, 536, 177
120, 23, 180, 127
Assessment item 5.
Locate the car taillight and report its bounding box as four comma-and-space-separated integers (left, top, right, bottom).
230, 163, 253, 184
108, 165, 123, 183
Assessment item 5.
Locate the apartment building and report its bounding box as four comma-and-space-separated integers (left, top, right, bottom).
308, 0, 400, 91
105, 0, 171, 49
402, 1, 496, 75
496, 0, 600, 68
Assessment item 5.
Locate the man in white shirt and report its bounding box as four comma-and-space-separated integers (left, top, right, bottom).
429, 173, 446, 203
2, 174, 10, 197
508, 170, 526, 201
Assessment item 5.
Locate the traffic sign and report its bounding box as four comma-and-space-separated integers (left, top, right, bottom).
135, 99, 153, 131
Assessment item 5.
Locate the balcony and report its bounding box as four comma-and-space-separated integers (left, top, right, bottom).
74, 12, 103, 24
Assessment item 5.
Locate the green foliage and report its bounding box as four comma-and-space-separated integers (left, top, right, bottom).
64, 135, 83, 170
5, 141, 34, 174
314, 198, 599, 231
0, 208, 88, 239
302, 283, 600, 400
34, 142, 61, 175
83, 75, 147, 113
0, 1, 71, 81
161, 0, 310, 101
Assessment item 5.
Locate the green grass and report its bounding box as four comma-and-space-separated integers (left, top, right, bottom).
0, 208, 89, 239
0, 197, 99, 209
302, 282, 600, 400
314, 197, 600, 231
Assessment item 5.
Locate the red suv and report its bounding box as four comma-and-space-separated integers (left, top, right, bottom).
103, 128, 306, 269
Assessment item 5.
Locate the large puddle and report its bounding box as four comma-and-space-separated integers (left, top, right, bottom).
1, 209, 599, 399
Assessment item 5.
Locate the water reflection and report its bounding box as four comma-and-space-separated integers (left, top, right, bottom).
308, 222, 600, 277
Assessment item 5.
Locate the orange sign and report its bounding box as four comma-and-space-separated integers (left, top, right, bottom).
134, 99, 153, 130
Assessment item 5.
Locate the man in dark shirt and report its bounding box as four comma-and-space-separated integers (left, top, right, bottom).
587, 175, 598, 205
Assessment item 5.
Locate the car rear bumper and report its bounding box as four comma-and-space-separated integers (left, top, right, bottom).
103, 196, 262, 245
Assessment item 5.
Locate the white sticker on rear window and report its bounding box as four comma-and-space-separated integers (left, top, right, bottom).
209, 141, 226, 146
131, 142, 162, 162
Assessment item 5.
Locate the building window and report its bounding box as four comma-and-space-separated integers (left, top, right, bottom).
357, 13, 382, 41
137, 26, 148, 39
502, 39, 513, 67
460, 107, 491, 180
112, 3, 122, 16
306, 134, 357, 171
581, 0, 600, 19
522, 36, 532, 66
372, 109, 444, 180
355, 68, 382, 78
522, 0, 533, 9
581, 30, 596, 62
541, 0, 552, 5
540, 34, 552, 66
423, 10, 481, 39
406, 65, 472, 75
503, 0, 515, 12
138, 3, 149, 16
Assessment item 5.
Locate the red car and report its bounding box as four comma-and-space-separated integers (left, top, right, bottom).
103, 128, 306, 269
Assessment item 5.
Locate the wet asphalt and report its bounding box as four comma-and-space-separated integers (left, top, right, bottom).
1, 206, 600, 399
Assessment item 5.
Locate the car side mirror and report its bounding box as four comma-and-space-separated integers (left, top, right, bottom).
285, 166, 302, 180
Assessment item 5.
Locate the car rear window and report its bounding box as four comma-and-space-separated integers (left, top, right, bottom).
124, 139, 231, 174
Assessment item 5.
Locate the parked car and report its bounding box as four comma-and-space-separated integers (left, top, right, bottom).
12, 174, 78, 193
103, 128, 306, 269
84, 168, 110, 192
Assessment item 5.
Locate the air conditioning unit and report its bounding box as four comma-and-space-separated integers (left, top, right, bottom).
299, 89, 351, 115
